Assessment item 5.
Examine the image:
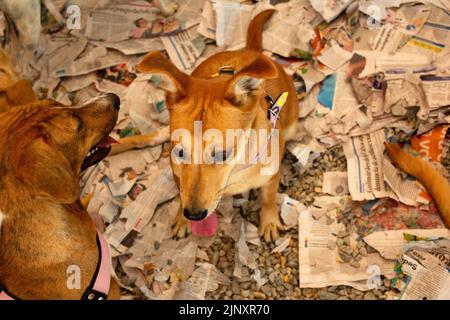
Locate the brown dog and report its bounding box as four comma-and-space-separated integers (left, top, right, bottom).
386, 143, 450, 228
136, 10, 299, 241
0, 79, 121, 298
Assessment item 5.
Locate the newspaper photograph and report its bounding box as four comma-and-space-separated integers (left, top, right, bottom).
85, 1, 184, 42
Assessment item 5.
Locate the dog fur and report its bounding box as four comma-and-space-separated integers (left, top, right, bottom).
0, 60, 121, 299
136, 10, 299, 241
386, 143, 450, 228
0, 211, 4, 237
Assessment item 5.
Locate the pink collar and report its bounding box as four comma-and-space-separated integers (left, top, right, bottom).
0, 230, 111, 300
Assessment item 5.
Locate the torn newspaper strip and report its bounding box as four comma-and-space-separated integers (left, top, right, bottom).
343, 130, 394, 201
363, 229, 450, 260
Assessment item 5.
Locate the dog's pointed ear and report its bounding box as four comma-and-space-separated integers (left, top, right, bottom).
6, 79, 37, 106
226, 54, 278, 106
12, 133, 79, 203
136, 51, 190, 104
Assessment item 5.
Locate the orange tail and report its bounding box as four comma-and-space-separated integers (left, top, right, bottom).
385, 143, 450, 228
246, 9, 275, 52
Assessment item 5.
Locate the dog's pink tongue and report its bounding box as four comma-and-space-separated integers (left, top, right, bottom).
191, 212, 218, 237
97, 136, 119, 148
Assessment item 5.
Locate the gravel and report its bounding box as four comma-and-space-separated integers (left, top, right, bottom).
318, 290, 339, 300
203, 146, 401, 300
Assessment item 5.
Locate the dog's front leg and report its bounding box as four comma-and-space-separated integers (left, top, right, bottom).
172, 206, 191, 238
259, 172, 283, 241
109, 127, 170, 156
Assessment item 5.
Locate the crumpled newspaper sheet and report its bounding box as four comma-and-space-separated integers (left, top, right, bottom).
1, 0, 450, 299
298, 195, 449, 291
363, 229, 450, 260
298, 196, 396, 291
396, 237, 450, 300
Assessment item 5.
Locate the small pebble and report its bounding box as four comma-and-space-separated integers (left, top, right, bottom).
240, 281, 251, 290
318, 291, 339, 300
241, 290, 250, 298
360, 247, 368, 257
253, 292, 266, 299
261, 285, 272, 297
339, 252, 352, 262
364, 291, 377, 300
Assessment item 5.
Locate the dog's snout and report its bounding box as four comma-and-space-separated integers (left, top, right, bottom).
184, 208, 208, 221
106, 93, 121, 110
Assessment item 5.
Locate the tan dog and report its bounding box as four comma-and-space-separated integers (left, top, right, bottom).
0, 74, 121, 298
1, 47, 168, 155
136, 10, 299, 241
386, 143, 450, 228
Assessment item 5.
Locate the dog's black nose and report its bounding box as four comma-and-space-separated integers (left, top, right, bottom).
107, 93, 121, 110
184, 208, 208, 221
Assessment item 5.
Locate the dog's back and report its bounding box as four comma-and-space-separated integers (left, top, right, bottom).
192, 9, 299, 135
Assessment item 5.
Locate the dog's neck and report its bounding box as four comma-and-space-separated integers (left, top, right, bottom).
0, 176, 99, 299
241, 94, 279, 163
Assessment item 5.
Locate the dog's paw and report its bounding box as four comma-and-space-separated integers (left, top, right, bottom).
172, 212, 191, 239
258, 211, 282, 242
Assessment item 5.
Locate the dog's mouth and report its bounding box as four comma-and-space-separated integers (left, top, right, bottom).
81, 135, 118, 171
191, 211, 219, 237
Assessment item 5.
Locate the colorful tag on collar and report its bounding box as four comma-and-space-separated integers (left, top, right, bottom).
268, 92, 288, 128
238, 91, 289, 171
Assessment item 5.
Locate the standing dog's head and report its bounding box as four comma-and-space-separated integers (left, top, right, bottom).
137, 51, 278, 221
0, 93, 120, 204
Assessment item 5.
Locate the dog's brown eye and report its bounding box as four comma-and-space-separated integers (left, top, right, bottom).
172, 146, 188, 164
174, 146, 185, 159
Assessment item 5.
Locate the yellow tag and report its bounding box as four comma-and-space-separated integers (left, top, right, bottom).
277, 92, 289, 107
